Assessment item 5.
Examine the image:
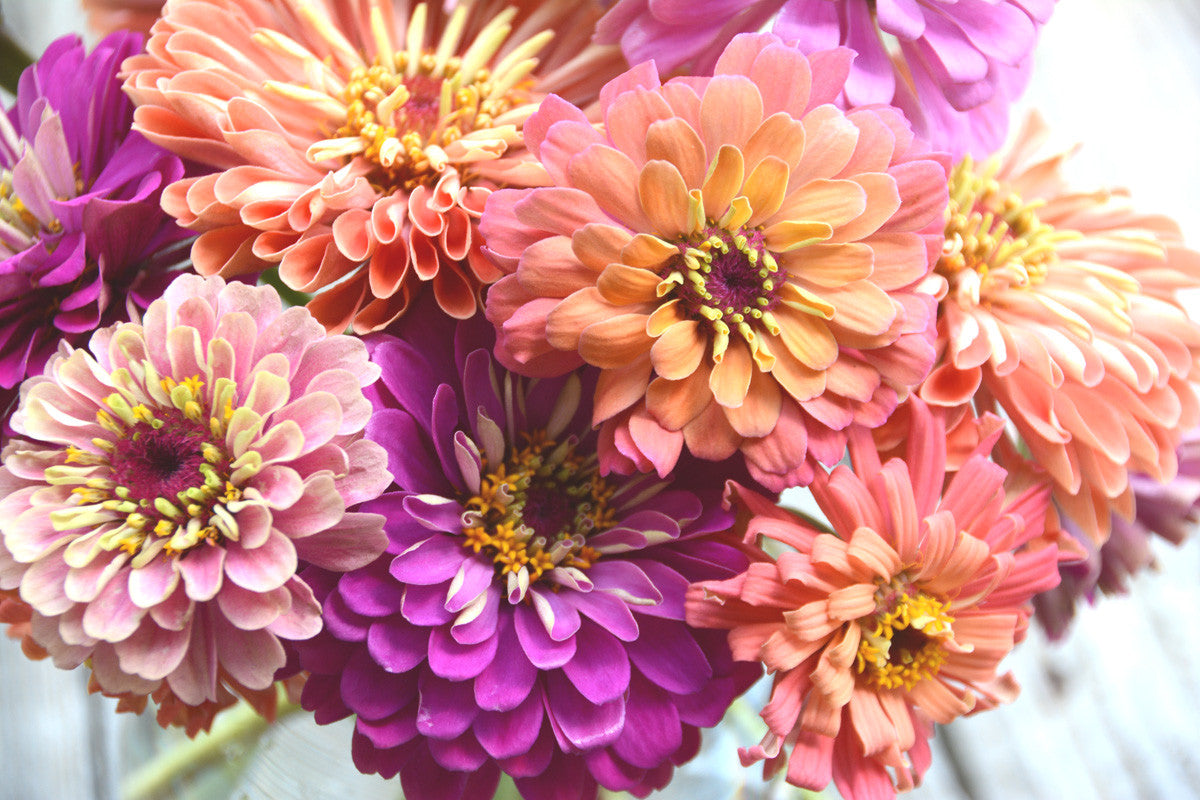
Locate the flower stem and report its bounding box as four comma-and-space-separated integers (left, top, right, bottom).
120, 692, 300, 800
0, 23, 32, 95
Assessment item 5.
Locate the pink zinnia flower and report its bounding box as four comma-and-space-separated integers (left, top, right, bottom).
121, 0, 623, 333
687, 400, 1065, 799
0, 274, 390, 733
921, 113, 1200, 543
595, 0, 1055, 156
483, 33, 946, 491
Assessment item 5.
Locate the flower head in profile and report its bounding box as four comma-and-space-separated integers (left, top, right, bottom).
0, 32, 188, 397
0, 274, 390, 734
920, 113, 1200, 543
595, 0, 1055, 156
687, 401, 1064, 799
484, 33, 946, 491
291, 303, 757, 800
122, 0, 623, 332
1034, 428, 1200, 639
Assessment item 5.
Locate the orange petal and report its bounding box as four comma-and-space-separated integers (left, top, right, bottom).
646, 368, 712, 431
724, 367, 783, 438
773, 303, 839, 370
702, 144, 745, 221
700, 74, 763, 153
578, 313, 654, 369
597, 262, 664, 305
639, 159, 691, 237
709, 339, 754, 408
744, 155, 791, 227
650, 320, 707, 380
645, 117, 707, 188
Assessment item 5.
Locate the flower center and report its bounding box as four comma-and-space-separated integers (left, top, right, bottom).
45, 373, 246, 564
855, 577, 954, 690
938, 157, 1077, 305
669, 227, 784, 355
308, 5, 547, 192
460, 430, 615, 592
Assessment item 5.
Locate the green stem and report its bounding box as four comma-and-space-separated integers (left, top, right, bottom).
0, 24, 32, 96
121, 693, 300, 800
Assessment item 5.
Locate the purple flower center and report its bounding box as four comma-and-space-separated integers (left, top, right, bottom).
672, 226, 782, 334
109, 414, 208, 505
460, 430, 615, 592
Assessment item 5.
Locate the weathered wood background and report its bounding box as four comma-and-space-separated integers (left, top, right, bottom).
1, 0, 1199, 798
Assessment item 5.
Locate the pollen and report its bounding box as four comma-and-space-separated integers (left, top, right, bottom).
855, 578, 955, 691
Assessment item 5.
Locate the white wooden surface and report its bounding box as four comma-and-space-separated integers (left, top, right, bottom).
2, 1, 1200, 799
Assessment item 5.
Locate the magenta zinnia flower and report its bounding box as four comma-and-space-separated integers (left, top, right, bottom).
483, 33, 946, 490
0, 274, 390, 733
122, 0, 624, 332
0, 32, 188, 397
688, 401, 1065, 799
595, 0, 1055, 155
290, 304, 757, 800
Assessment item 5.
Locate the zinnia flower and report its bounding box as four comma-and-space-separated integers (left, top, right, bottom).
920, 113, 1200, 542
595, 0, 1055, 156
0, 32, 188, 396
83, 0, 165, 35
483, 33, 946, 490
1034, 428, 1200, 639
0, 274, 390, 733
291, 302, 758, 800
687, 400, 1064, 799
121, 0, 624, 333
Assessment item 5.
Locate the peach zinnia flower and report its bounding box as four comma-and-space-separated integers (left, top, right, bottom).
921, 113, 1200, 542
687, 401, 1064, 799
83, 0, 164, 35
483, 34, 948, 490
122, 0, 622, 332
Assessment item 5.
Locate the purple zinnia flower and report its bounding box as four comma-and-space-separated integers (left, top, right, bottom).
1033, 430, 1200, 639
0, 32, 188, 407
595, 0, 1056, 156
290, 305, 758, 800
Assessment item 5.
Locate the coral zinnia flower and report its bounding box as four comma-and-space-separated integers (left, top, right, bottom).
595, 0, 1055, 156
0, 274, 390, 733
921, 113, 1200, 543
291, 303, 757, 800
122, 0, 623, 333
687, 401, 1064, 799
483, 33, 946, 490
0, 32, 189, 396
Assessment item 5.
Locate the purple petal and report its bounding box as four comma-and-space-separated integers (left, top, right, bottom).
446, 557, 494, 613
403, 494, 466, 532
322, 590, 370, 642
390, 535, 467, 585
338, 561, 406, 617
588, 560, 663, 606
561, 621, 630, 705
416, 672, 479, 739
367, 620, 430, 673
566, 589, 639, 642
474, 613, 538, 712
428, 731, 489, 771
341, 648, 418, 720
514, 601, 576, 669
621, 560, 687, 620
474, 687, 545, 759
530, 586, 581, 642
367, 408, 453, 494
612, 674, 683, 769
498, 725, 556, 779
357, 705, 419, 749
427, 623, 498, 680
401, 582, 456, 626
625, 615, 712, 696
451, 587, 500, 646
544, 669, 625, 750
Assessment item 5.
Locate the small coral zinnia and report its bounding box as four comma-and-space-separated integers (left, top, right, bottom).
0, 274, 390, 733
595, 0, 1055, 156
291, 303, 757, 800
921, 113, 1200, 542
687, 400, 1064, 799
122, 0, 623, 332
484, 33, 946, 490
0, 32, 188, 397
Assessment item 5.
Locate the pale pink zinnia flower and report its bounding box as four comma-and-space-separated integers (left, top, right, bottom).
483, 33, 947, 491
687, 401, 1065, 799
921, 113, 1200, 543
0, 274, 390, 733
121, 0, 623, 333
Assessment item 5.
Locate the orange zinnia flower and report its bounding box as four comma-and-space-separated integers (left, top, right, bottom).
483, 34, 948, 490
122, 0, 622, 332
921, 113, 1200, 541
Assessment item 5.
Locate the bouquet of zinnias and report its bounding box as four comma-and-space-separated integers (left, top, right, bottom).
3, 1, 1199, 799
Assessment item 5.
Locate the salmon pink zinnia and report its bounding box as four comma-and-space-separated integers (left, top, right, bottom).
921, 114, 1200, 543
0, 274, 390, 733
687, 401, 1065, 799
121, 0, 622, 333
483, 34, 947, 490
